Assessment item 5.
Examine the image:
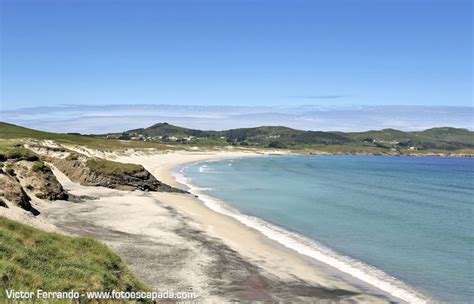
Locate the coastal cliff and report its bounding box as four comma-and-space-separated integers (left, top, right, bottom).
48, 154, 183, 192
12, 160, 69, 200
29, 146, 184, 193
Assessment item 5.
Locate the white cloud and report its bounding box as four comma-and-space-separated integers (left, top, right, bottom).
1, 104, 472, 133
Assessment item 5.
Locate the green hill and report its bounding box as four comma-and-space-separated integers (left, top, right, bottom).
1, 121, 473, 153
111, 122, 474, 151
0, 122, 166, 150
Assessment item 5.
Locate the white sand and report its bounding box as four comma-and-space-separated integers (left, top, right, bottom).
0, 199, 57, 232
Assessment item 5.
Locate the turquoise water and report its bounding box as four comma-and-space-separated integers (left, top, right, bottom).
181, 156, 473, 303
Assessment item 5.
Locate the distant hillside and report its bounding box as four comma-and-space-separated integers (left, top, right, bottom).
106, 122, 474, 152
1, 121, 473, 154
0, 122, 167, 150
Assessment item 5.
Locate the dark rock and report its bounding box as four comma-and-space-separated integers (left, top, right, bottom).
0, 171, 32, 211
45, 155, 184, 193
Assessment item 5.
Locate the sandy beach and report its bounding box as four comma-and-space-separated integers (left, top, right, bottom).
7, 148, 393, 302
112, 149, 393, 302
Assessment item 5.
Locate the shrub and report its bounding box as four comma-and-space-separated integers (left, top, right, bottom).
66, 153, 79, 161
32, 161, 50, 173
4, 165, 15, 176
34, 192, 46, 199
268, 141, 287, 149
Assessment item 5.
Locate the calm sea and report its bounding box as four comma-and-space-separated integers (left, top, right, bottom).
179, 156, 473, 303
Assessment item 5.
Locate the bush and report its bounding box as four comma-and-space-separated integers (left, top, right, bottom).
268, 141, 287, 149
32, 161, 50, 173
34, 192, 46, 199
4, 165, 15, 176
66, 153, 79, 161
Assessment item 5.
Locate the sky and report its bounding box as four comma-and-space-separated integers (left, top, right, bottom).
2, 104, 472, 133
0, 0, 472, 132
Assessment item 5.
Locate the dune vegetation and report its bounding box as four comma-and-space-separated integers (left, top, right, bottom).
0, 217, 149, 303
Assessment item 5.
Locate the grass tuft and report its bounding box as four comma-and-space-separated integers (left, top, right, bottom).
4, 164, 15, 176
32, 161, 50, 173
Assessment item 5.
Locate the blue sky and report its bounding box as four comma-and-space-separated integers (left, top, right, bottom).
1, 0, 472, 112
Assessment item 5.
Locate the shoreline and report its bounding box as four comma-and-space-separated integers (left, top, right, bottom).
7, 147, 432, 302
113, 150, 416, 303
171, 156, 430, 304
24, 149, 384, 302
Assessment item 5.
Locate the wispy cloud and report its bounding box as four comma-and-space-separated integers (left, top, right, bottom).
0, 104, 472, 134
292, 95, 350, 99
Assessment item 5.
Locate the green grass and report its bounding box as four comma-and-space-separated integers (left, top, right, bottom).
86, 158, 143, 176
0, 145, 39, 162
4, 165, 15, 176
0, 217, 149, 303
32, 161, 50, 173
0, 122, 170, 151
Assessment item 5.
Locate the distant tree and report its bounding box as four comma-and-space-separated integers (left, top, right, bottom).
118, 133, 130, 140
268, 141, 287, 149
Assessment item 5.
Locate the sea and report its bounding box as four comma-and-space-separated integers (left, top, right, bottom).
176, 156, 473, 303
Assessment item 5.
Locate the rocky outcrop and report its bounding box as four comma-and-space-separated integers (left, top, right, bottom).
0, 172, 32, 210
45, 154, 184, 193
12, 160, 69, 200
0, 145, 69, 207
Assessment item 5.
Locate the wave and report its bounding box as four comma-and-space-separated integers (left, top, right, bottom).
198, 164, 210, 173
173, 163, 430, 304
